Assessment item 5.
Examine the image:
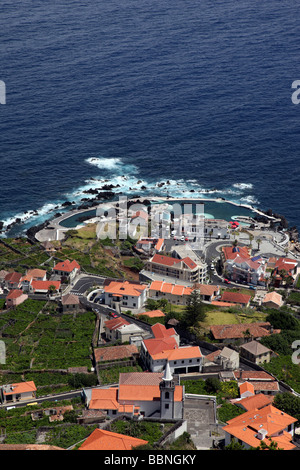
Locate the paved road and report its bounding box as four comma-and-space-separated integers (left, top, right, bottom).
69, 274, 105, 297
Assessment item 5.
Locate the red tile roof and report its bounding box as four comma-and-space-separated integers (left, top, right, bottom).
151, 323, 176, 339
31, 280, 61, 291
104, 317, 130, 330
210, 322, 274, 340
53, 259, 80, 273
6, 289, 25, 299
94, 344, 139, 362
143, 336, 178, 356
222, 246, 250, 260
5, 272, 22, 283
220, 291, 251, 305
151, 254, 198, 270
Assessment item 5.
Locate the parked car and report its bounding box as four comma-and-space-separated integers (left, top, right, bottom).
224, 278, 230, 284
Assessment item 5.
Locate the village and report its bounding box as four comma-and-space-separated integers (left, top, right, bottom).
0, 198, 300, 451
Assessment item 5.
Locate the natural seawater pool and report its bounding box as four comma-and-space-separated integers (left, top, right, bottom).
59, 198, 260, 229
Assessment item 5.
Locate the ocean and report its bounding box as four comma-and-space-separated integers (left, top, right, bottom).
0, 0, 300, 236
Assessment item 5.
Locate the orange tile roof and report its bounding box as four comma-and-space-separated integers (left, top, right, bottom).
79, 428, 148, 451
211, 301, 236, 307
223, 404, 297, 450
154, 238, 164, 251
149, 280, 193, 297
89, 388, 119, 410
137, 309, 165, 318
151, 345, 202, 361
239, 381, 254, 396
104, 280, 147, 297
151, 323, 176, 339
3, 381, 36, 395
118, 384, 183, 402
237, 393, 274, 411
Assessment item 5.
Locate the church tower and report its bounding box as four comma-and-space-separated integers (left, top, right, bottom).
160, 362, 175, 419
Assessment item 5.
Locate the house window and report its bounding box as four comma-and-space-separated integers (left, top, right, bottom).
165, 392, 169, 399
165, 404, 169, 409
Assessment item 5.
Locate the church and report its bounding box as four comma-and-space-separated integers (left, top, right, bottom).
82, 363, 184, 420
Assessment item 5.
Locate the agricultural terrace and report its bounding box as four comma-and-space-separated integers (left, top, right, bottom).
51, 223, 144, 280
0, 299, 96, 387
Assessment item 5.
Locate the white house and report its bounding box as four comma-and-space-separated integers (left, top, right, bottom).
0, 381, 37, 405
52, 259, 80, 281
103, 280, 148, 311
223, 404, 297, 450
140, 323, 202, 374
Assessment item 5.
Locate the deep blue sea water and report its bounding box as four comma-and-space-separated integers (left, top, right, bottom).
1, 0, 300, 235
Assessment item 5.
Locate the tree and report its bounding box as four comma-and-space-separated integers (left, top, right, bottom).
224, 440, 245, 450
182, 291, 206, 327
256, 238, 262, 250
47, 284, 58, 296
251, 438, 283, 451
205, 377, 221, 394
273, 392, 300, 424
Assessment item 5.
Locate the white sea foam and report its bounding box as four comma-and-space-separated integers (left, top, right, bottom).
86, 157, 123, 170
1, 155, 259, 236
240, 195, 259, 205
233, 183, 253, 190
